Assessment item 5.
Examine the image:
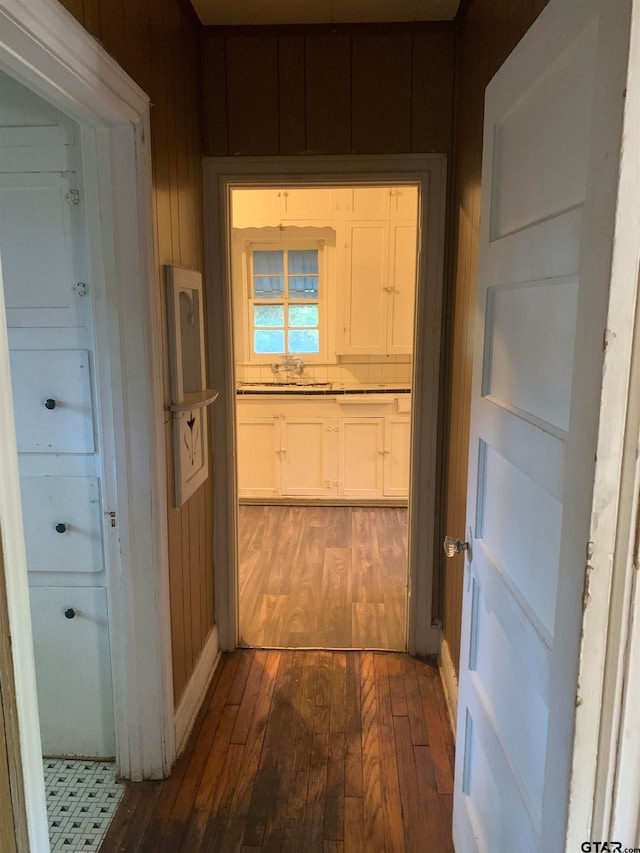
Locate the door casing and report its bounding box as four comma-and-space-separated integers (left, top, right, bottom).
0, 1, 176, 847
203, 154, 447, 657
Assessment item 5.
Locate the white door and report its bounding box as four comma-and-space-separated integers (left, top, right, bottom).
453, 3, 634, 851
0, 75, 115, 757
383, 416, 411, 498
343, 223, 388, 354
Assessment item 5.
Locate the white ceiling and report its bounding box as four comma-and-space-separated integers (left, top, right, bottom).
191, 0, 461, 27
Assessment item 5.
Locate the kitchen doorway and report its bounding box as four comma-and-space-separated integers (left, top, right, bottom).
230, 184, 417, 649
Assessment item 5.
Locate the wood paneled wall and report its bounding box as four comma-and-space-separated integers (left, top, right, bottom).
202, 24, 455, 156
55, 0, 214, 705
443, 0, 549, 674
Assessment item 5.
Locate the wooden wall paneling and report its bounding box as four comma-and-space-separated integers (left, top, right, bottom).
98, 0, 127, 69
189, 491, 202, 659
181, 501, 193, 683
225, 34, 279, 156
123, 0, 152, 110
82, 0, 101, 40
304, 32, 352, 154
59, 0, 84, 24
173, 0, 196, 267
162, 0, 182, 263
278, 34, 306, 155
351, 32, 412, 154
198, 479, 208, 652
411, 30, 455, 153
202, 34, 229, 156
167, 422, 187, 704
205, 458, 215, 634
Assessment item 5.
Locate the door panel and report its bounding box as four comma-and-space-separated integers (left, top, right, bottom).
387, 223, 417, 354
338, 417, 384, 497
343, 223, 388, 354
383, 416, 411, 497
454, 3, 633, 851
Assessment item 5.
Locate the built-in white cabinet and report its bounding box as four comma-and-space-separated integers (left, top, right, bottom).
236, 395, 411, 500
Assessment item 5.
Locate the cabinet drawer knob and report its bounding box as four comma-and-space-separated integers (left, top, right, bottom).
64, 608, 76, 619
55, 523, 67, 534
44, 398, 57, 410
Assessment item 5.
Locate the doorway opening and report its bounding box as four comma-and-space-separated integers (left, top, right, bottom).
204, 155, 446, 658
230, 184, 418, 649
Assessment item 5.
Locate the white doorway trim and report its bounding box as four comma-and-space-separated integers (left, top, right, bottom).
203, 154, 447, 657
0, 0, 175, 846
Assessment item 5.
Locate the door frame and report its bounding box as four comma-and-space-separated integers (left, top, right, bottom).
0, 0, 175, 845
203, 154, 447, 656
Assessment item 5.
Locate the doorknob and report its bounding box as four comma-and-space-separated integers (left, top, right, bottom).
443, 535, 469, 558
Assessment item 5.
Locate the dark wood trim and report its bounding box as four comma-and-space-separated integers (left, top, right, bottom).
202, 21, 456, 39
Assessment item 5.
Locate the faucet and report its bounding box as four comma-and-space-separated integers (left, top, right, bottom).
271, 355, 305, 376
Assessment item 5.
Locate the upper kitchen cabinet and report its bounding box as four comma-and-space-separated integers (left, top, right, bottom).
233, 187, 347, 226
340, 216, 417, 356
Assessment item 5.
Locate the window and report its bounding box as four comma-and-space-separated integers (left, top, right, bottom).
248, 246, 323, 358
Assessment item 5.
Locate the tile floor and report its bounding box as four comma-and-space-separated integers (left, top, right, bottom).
44, 759, 126, 852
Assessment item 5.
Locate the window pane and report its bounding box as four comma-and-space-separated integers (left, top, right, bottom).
254, 329, 284, 353
254, 304, 284, 327
289, 276, 319, 298
289, 304, 319, 327
289, 250, 318, 274
289, 329, 319, 353
253, 250, 284, 274
253, 276, 284, 298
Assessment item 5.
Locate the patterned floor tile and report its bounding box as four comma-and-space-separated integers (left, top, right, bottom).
44, 759, 126, 853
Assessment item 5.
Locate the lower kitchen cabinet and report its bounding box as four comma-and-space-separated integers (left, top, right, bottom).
338, 417, 385, 497
236, 395, 411, 500
237, 417, 280, 497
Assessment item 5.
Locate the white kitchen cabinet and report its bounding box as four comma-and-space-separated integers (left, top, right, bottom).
387, 223, 418, 354
383, 416, 411, 497
236, 395, 411, 500
280, 416, 336, 496
236, 417, 280, 497
340, 219, 417, 356
342, 222, 389, 354
338, 417, 385, 498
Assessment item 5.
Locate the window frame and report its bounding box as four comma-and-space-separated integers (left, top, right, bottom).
244, 239, 327, 363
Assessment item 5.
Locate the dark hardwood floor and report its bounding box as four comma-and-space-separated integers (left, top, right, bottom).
100, 649, 455, 852
238, 506, 408, 649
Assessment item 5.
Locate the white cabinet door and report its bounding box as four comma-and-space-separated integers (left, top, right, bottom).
383, 416, 411, 497
20, 476, 103, 573
29, 586, 115, 758
231, 189, 280, 227
280, 188, 334, 220
387, 223, 417, 354
350, 186, 391, 219
338, 417, 384, 497
343, 223, 389, 354
390, 185, 418, 219
454, 4, 633, 851
237, 417, 280, 497
281, 416, 337, 496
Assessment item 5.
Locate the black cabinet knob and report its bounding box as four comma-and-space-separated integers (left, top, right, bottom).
44, 398, 57, 410
64, 608, 76, 619
55, 523, 67, 534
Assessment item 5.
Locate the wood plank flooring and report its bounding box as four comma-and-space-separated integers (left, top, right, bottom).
100, 650, 454, 852
238, 506, 408, 649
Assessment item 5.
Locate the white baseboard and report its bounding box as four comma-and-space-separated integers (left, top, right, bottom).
439, 635, 459, 740
174, 624, 220, 755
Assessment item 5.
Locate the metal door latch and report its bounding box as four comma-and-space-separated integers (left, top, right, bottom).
105, 511, 116, 529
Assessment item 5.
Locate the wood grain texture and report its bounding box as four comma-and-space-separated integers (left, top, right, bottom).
100, 650, 455, 852
202, 24, 455, 156
442, 0, 549, 676
238, 506, 407, 649
60, 0, 215, 706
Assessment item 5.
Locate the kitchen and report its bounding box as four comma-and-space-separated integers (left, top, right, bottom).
230, 184, 419, 650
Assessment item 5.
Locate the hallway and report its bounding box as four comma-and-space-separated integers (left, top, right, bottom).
100, 649, 454, 851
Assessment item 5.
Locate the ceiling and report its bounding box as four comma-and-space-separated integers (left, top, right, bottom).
191, 0, 461, 27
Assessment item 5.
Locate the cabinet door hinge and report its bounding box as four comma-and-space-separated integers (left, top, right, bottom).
65, 189, 81, 206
